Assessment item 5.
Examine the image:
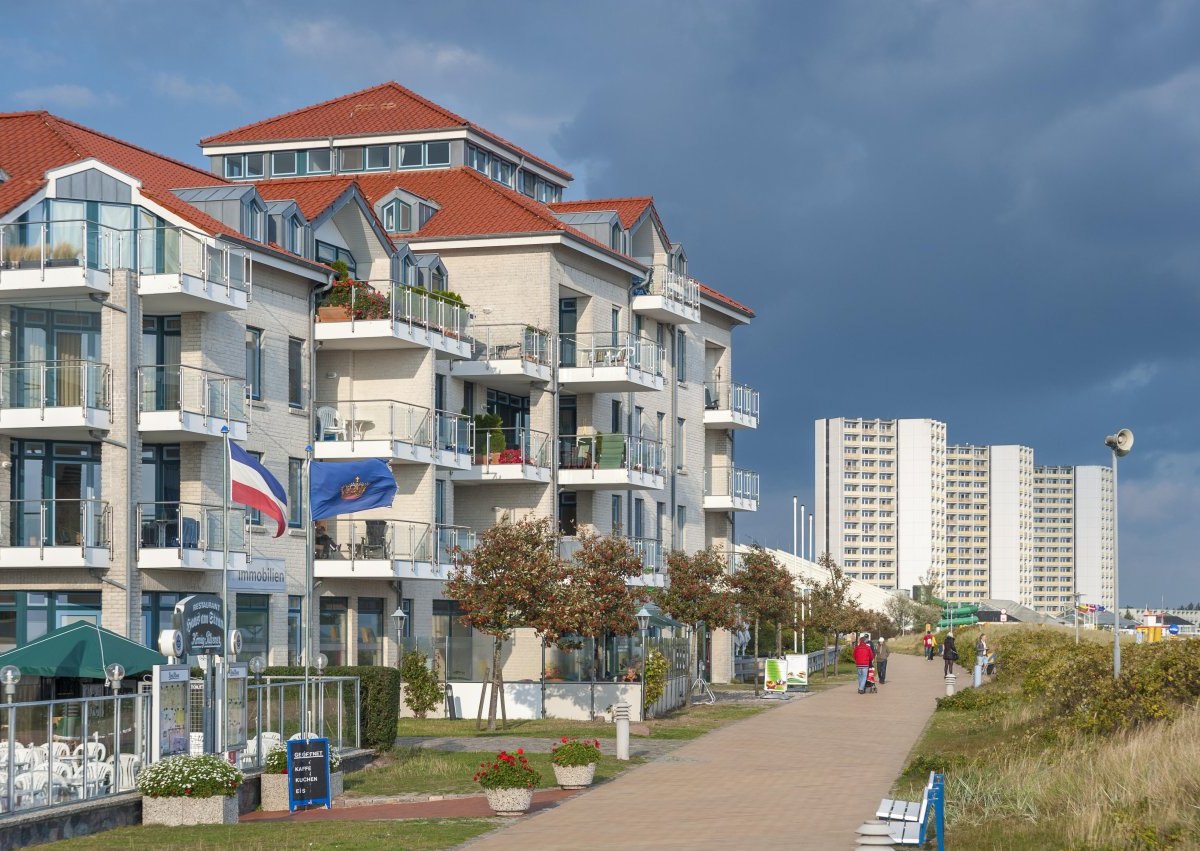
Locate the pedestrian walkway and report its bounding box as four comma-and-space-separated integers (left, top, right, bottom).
394, 734, 684, 760
466, 653, 947, 850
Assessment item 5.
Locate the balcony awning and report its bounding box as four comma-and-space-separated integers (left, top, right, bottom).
0, 622, 167, 679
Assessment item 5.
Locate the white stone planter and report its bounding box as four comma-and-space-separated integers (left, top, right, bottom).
260, 773, 290, 812
331, 771, 343, 798
484, 786, 534, 816
142, 794, 239, 826
552, 763, 596, 790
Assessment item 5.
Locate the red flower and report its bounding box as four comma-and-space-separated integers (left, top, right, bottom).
594, 740, 600, 747
562, 737, 568, 743
516, 748, 524, 755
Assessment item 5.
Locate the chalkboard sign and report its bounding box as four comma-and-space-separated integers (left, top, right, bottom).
286, 738, 332, 811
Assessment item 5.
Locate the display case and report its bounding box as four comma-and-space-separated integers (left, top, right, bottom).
151, 664, 191, 760
219, 662, 249, 753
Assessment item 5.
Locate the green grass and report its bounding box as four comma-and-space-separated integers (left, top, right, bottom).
45, 819, 497, 850
345, 747, 642, 797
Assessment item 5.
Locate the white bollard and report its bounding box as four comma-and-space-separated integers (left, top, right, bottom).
945, 673, 956, 696
614, 702, 630, 761
974, 663, 983, 688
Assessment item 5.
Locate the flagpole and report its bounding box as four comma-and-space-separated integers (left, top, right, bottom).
221, 425, 231, 756
304, 444, 314, 737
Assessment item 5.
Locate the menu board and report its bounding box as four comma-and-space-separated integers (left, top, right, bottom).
764, 658, 789, 695
784, 654, 809, 690
287, 738, 332, 811
151, 664, 191, 760
221, 663, 249, 752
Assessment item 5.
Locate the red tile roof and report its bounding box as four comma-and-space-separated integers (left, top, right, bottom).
0, 111, 326, 273
550, 196, 665, 238
254, 176, 358, 222
200, 82, 572, 180
695, 280, 755, 318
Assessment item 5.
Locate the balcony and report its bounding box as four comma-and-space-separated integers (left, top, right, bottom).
559, 535, 666, 587
452, 427, 552, 485
451, 324, 553, 389
314, 399, 432, 464
558, 333, 664, 393
704, 466, 760, 512
136, 502, 248, 571
0, 360, 111, 438
0, 499, 110, 569
138, 365, 248, 442
704, 381, 759, 429
137, 227, 249, 312
435, 524, 476, 567
0, 220, 122, 298
314, 518, 447, 580
314, 281, 472, 359
434, 411, 473, 470
558, 434, 665, 491
632, 269, 700, 324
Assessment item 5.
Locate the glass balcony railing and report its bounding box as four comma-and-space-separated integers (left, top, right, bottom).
470, 324, 552, 367
0, 220, 130, 277
137, 502, 247, 553
558, 433, 665, 476
138, 365, 247, 423
435, 411, 472, 456
436, 524, 476, 565
316, 280, 471, 342
704, 381, 759, 420
559, 535, 664, 575
639, 267, 700, 310
473, 426, 550, 468
0, 499, 110, 550
705, 466, 761, 503
136, 226, 249, 292
315, 399, 430, 445
313, 518, 430, 562
558, 332, 663, 377
0, 360, 111, 411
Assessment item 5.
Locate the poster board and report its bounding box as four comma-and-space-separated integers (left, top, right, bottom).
151, 664, 191, 760
220, 663, 249, 752
764, 658, 789, 695
287, 737, 332, 811
784, 654, 809, 689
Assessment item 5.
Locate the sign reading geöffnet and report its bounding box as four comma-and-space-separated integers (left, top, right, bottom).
287, 738, 333, 811
172, 594, 225, 656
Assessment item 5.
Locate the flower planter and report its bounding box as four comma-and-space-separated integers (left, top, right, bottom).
260, 773, 290, 812
552, 763, 596, 790
317, 306, 352, 323
142, 794, 238, 826
485, 786, 534, 816
331, 771, 343, 798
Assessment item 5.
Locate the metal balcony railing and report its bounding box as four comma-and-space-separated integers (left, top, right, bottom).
558, 535, 664, 575
474, 426, 550, 469
435, 411, 473, 456
705, 466, 761, 503
470, 324, 552, 367
138, 365, 248, 424
313, 518, 430, 563
704, 381, 759, 420
315, 399, 430, 446
0, 499, 111, 552
0, 219, 129, 281
558, 332, 663, 377
317, 280, 471, 342
0, 360, 111, 413
137, 502, 247, 554
136, 226, 250, 295
641, 267, 700, 310
558, 433, 665, 476
436, 524, 476, 565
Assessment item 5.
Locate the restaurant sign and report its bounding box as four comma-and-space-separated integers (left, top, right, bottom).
173, 594, 225, 656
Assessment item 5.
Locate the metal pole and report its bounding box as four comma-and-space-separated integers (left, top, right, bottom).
808, 514, 814, 561
792, 496, 797, 557
799, 503, 805, 561
1112, 449, 1120, 679
304, 446, 314, 733
221, 425, 230, 755
801, 594, 806, 655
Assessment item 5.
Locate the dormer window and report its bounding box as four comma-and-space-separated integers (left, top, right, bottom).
289, 216, 305, 253
383, 200, 412, 233
224, 153, 265, 180
244, 199, 265, 241
271, 151, 297, 176
419, 203, 435, 228
610, 223, 622, 252
308, 148, 332, 174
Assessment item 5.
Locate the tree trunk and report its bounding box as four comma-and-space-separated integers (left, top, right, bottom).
775, 621, 782, 656
823, 635, 830, 679
684, 624, 696, 707
753, 617, 761, 697
833, 632, 840, 676
487, 636, 503, 732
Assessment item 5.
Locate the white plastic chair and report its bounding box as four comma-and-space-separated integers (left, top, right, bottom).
48, 742, 70, 761
72, 763, 110, 798
73, 741, 106, 763
108, 754, 139, 792
259, 731, 282, 753
316, 406, 346, 441
26, 746, 47, 769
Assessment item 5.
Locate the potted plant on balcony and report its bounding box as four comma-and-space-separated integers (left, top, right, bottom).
318, 278, 390, 322
2, 243, 41, 269
259, 745, 342, 811
497, 448, 524, 465
474, 748, 540, 816
429, 289, 468, 337
137, 753, 243, 826
472, 413, 506, 463
550, 737, 602, 790
46, 241, 81, 267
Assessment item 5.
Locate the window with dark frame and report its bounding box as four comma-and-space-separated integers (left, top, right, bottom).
246, 327, 263, 401
288, 337, 303, 408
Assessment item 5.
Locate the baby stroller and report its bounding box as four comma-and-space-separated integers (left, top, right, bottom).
865, 664, 879, 694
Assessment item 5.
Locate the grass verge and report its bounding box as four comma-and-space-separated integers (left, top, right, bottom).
345, 748, 643, 797
46, 819, 498, 850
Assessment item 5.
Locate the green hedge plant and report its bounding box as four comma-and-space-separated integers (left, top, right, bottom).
401, 650, 443, 719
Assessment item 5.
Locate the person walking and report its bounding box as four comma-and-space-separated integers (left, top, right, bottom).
853, 635, 875, 694
923, 629, 934, 661
975, 633, 988, 666
877, 636, 890, 684
942, 631, 958, 676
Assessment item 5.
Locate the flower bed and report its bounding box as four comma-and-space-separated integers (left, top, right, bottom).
551, 737, 601, 789
137, 754, 243, 826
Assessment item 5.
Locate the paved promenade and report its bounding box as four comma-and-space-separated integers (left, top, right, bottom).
467, 653, 947, 850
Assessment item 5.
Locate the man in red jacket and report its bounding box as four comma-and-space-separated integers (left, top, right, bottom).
853, 635, 875, 694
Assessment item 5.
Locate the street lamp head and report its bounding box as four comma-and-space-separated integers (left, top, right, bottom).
1105, 428, 1134, 457
0, 665, 20, 687
105, 662, 125, 691
315, 652, 328, 673
249, 655, 266, 678
636, 605, 653, 633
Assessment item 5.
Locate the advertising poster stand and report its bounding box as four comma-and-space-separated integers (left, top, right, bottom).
151, 664, 191, 761
287, 737, 332, 811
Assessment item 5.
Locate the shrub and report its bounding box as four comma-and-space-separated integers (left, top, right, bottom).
643, 648, 668, 710
137, 754, 243, 798
473, 749, 540, 790
552, 737, 602, 768
936, 686, 1007, 713
401, 650, 443, 719
264, 666, 401, 752
903, 751, 967, 778
323, 279, 390, 319
263, 745, 341, 775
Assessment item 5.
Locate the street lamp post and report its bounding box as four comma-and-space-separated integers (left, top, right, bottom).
0, 665, 19, 704
1105, 429, 1134, 678
105, 662, 125, 785
391, 606, 408, 670
636, 605, 652, 712
800, 587, 811, 655
1072, 593, 1082, 645
1, 665, 17, 812
315, 652, 328, 737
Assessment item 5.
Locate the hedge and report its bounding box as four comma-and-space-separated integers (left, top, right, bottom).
263, 665, 401, 751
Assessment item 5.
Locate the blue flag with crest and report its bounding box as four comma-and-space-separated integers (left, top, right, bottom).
309, 459, 397, 521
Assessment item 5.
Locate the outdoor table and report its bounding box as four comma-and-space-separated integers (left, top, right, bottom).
345, 418, 373, 439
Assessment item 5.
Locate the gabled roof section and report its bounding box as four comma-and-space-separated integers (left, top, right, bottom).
200, 81, 572, 180
695, 279, 755, 318
254, 176, 362, 222
550, 196, 667, 241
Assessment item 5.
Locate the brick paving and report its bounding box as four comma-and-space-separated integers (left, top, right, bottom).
240, 788, 577, 823
394, 734, 685, 760
466, 653, 946, 850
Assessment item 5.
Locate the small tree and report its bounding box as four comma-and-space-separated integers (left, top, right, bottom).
653, 548, 738, 704
400, 650, 442, 719
561, 532, 642, 682
809, 553, 858, 676
446, 517, 567, 731
731, 546, 794, 695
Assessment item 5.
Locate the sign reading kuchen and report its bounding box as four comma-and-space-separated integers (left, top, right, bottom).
287, 737, 333, 811
172, 594, 225, 656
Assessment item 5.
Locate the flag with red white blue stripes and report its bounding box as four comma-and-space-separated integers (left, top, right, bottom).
229, 441, 287, 537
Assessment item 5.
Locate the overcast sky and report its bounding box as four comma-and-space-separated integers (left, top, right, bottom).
6, 0, 1198, 606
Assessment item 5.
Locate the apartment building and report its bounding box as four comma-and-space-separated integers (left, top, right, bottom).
196, 82, 760, 679
0, 111, 329, 673
817, 416, 1114, 613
